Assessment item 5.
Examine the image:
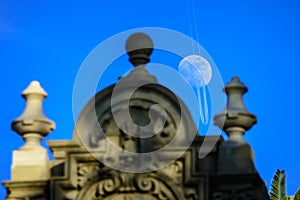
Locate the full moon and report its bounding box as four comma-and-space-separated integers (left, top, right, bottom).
178, 55, 212, 87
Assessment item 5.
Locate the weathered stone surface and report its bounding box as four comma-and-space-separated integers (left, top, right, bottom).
3, 81, 55, 200
11, 147, 50, 181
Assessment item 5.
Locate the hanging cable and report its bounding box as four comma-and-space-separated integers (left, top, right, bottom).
185, 0, 195, 54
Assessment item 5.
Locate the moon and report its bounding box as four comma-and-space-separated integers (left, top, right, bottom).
178, 55, 212, 87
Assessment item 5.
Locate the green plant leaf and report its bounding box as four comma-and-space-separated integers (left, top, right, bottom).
270, 169, 287, 200
294, 188, 300, 200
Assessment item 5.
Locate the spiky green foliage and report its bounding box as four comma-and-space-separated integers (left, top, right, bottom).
270, 169, 286, 200
294, 188, 300, 200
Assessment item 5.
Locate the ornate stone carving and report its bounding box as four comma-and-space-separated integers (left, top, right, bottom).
184, 191, 198, 200
135, 174, 169, 199
77, 163, 100, 189
159, 161, 182, 186
76, 170, 183, 200
103, 194, 158, 200
86, 106, 178, 157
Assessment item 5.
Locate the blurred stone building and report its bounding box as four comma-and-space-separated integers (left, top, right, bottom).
2, 33, 270, 199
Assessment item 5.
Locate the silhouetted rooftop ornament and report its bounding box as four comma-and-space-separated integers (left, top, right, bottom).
214, 76, 257, 139
125, 32, 154, 67
214, 77, 257, 175
120, 32, 157, 84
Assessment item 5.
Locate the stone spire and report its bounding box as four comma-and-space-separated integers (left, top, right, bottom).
214, 76, 257, 141
214, 77, 257, 174
3, 81, 55, 199
12, 81, 55, 147
10, 80, 55, 180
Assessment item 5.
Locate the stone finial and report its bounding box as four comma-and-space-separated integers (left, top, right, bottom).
118, 33, 157, 86
125, 32, 154, 67
12, 81, 55, 139
12, 81, 55, 151
214, 77, 257, 140
9, 81, 55, 183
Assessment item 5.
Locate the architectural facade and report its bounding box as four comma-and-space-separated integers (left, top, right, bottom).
3, 33, 270, 199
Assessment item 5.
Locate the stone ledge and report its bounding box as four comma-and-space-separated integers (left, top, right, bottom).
2, 180, 48, 199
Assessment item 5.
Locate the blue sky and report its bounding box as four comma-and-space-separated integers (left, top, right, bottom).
1, 0, 300, 198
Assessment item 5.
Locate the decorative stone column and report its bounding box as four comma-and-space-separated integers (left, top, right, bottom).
3, 81, 55, 199
214, 76, 257, 174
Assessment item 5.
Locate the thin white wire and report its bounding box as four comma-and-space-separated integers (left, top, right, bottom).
202, 87, 209, 125
196, 86, 204, 124
186, 0, 209, 125
185, 0, 195, 54
190, 0, 201, 55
